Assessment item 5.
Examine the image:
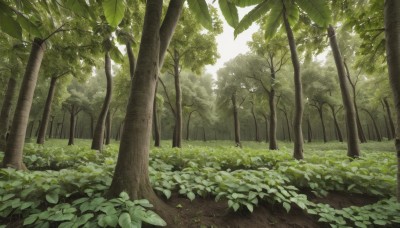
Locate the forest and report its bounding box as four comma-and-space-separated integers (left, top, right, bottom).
0, 0, 400, 227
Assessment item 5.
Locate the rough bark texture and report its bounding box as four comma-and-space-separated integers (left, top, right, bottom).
283, 9, 303, 159
37, 77, 57, 144
385, 0, 400, 202
0, 76, 18, 152
231, 93, 241, 147
3, 38, 45, 170
328, 25, 360, 158
91, 52, 113, 151
108, 1, 183, 220
173, 50, 182, 148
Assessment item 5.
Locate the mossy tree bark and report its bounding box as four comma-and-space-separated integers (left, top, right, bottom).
2, 38, 45, 170
384, 0, 400, 201
0, 76, 18, 152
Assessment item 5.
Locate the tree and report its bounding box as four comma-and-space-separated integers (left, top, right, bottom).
163, 8, 220, 147
248, 32, 288, 149
384, 0, 400, 202
231, 0, 331, 159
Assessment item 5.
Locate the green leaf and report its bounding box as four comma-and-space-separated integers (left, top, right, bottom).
0, 11, 22, 39
99, 214, 118, 227
23, 215, 38, 226
118, 212, 131, 228
142, 211, 167, 226
187, 0, 213, 30
16, 14, 41, 37
219, 0, 239, 27
235, 0, 276, 38
119, 191, 130, 201
230, 0, 264, 7
163, 189, 171, 199
263, 0, 282, 41
45, 192, 59, 204
65, 0, 91, 18
283, 202, 291, 212
103, 0, 126, 27
295, 0, 331, 27
187, 192, 195, 201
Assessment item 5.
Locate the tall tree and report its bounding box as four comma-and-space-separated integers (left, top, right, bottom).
384, 0, 400, 201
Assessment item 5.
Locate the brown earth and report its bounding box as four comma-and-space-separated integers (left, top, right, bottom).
160, 191, 380, 228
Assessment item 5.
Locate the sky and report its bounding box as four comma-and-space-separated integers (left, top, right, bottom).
204, 8, 259, 77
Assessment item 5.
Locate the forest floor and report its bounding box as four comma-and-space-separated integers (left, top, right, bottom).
163, 191, 379, 227
0, 140, 398, 228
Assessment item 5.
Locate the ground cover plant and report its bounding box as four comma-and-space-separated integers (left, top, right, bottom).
0, 140, 399, 227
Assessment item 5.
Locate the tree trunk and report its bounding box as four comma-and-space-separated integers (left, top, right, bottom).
251, 103, 259, 141
90, 114, 94, 139
269, 83, 278, 149
29, 121, 34, 139
173, 50, 182, 148
105, 110, 111, 145
384, 97, 396, 138
126, 41, 136, 80
355, 107, 367, 142
384, 115, 392, 139
48, 115, 54, 138
307, 117, 312, 143
363, 109, 382, 141
327, 25, 360, 158
35, 120, 41, 137
108, 1, 183, 218
91, 52, 113, 151
231, 93, 241, 147
367, 124, 372, 140
68, 108, 76, 145
153, 91, 161, 147
384, 0, 400, 202
329, 105, 343, 142
3, 38, 45, 170
203, 127, 206, 142
186, 110, 195, 140
37, 76, 57, 144
264, 115, 269, 143
59, 111, 65, 139
283, 8, 303, 159
282, 110, 292, 142
317, 107, 327, 143
282, 119, 286, 141
0, 76, 18, 152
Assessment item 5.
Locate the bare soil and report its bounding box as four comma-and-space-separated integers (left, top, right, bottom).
160, 191, 381, 228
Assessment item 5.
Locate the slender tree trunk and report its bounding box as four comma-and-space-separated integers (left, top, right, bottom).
126, 41, 136, 80
48, 115, 54, 139
269, 84, 278, 149
105, 110, 111, 145
186, 110, 195, 140
283, 8, 303, 159
153, 90, 161, 147
384, 115, 392, 139
317, 107, 327, 143
251, 103, 259, 141
328, 25, 360, 158
37, 77, 57, 144
232, 93, 241, 147
367, 124, 372, 140
29, 121, 34, 139
264, 115, 269, 143
355, 107, 367, 142
330, 105, 343, 142
363, 109, 382, 141
90, 114, 94, 139
282, 110, 292, 142
0, 76, 18, 151
384, 97, 396, 138
282, 119, 286, 141
307, 117, 312, 143
35, 121, 41, 137
173, 50, 182, 148
3, 38, 45, 169
68, 108, 76, 145
74, 115, 79, 137
203, 127, 206, 142
91, 52, 113, 151
59, 111, 65, 139
108, 1, 184, 218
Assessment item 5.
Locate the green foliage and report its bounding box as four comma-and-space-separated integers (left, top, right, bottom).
0, 140, 398, 227
102, 0, 126, 27
218, 0, 239, 27
187, 0, 213, 30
